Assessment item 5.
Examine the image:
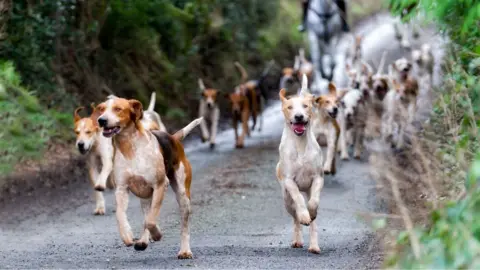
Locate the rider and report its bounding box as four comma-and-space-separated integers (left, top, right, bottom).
298, 0, 350, 33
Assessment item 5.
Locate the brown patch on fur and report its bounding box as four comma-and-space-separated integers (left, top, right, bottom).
114, 136, 135, 160
202, 89, 218, 102
152, 131, 192, 199
126, 174, 153, 199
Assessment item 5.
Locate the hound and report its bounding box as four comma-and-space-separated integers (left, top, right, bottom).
411, 43, 434, 86
197, 78, 220, 149
96, 96, 202, 258
226, 82, 252, 149
276, 74, 324, 254
337, 87, 367, 160
73, 105, 114, 215
312, 82, 341, 174
383, 61, 419, 148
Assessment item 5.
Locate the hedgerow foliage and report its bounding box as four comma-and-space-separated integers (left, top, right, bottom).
386, 0, 480, 268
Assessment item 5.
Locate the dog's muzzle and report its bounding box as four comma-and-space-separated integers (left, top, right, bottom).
328, 107, 338, 119
291, 114, 308, 136
77, 142, 87, 155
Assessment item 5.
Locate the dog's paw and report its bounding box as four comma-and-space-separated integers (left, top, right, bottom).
297, 210, 311, 226
341, 154, 350, 161
134, 241, 148, 251
235, 143, 244, 149
93, 207, 105, 215
323, 164, 332, 175
307, 202, 318, 222
122, 236, 135, 247
308, 246, 321, 254
94, 185, 106, 192
147, 224, 163, 241
209, 143, 215, 150
354, 152, 361, 160
201, 137, 208, 143
291, 241, 304, 248
177, 250, 193, 259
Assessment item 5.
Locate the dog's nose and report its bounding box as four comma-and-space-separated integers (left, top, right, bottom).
333, 107, 338, 115
98, 117, 107, 127
77, 142, 85, 149
294, 114, 304, 122
354, 82, 360, 89
207, 103, 213, 109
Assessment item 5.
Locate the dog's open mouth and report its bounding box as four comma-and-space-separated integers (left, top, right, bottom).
291, 121, 308, 136
102, 126, 120, 137
328, 111, 337, 119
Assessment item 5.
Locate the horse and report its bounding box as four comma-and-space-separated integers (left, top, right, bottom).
306, 0, 343, 90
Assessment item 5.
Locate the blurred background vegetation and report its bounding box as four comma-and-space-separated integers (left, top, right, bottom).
385, 0, 480, 268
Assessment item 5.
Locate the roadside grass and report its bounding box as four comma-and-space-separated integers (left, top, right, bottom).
0, 61, 71, 178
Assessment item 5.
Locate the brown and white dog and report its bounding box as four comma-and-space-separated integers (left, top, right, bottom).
312, 82, 341, 175
74, 105, 114, 215
96, 96, 202, 258
276, 74, 324, 254
411, 43, 434, 86
337, 87, 367, 160
383, 61, 418, 148
197, 78, 220, 149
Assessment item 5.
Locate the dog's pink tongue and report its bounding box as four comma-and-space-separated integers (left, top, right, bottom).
292, 123, 306, 133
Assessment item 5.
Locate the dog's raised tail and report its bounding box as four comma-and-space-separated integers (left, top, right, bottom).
173, 117, 204, 141
234, 62, 249, 83
147, 92, 156, 111
376, 50, 388, 75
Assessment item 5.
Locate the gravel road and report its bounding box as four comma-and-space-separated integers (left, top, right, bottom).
0, 13, 442, 269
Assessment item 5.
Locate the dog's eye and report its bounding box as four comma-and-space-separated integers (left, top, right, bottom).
288, 106, 293, 110
303, 104, 308, 108
74, 131, 80, 135
86, 131, 92, 135
340, 101, 346, 108
114, 107, 122, 112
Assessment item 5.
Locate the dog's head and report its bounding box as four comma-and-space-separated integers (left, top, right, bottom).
345, 63, 361, 89
340, 89, 364, 127
314, 82, 340, 119
73, 106, 99, 155
96, 97, 143, 138
393, 57, 412, 81
392, 79, 418, 103
279, 74, 314, 136
371, 74, 389, 101
198, 79, 219, 109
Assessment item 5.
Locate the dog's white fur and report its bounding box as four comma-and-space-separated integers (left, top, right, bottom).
412, 43, 434, 85
197, 78, 220, 148
276, 74, 324, 254
337, 88, 366, 160
74, 112, 113, 215
311, 83, 340, 175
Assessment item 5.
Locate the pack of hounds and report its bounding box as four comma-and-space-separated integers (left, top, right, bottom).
72, 33, 434, 258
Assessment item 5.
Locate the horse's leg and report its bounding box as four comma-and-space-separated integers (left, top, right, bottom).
308, 30, 326, 87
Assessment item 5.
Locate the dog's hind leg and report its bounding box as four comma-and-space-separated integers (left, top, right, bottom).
258, 97, 264, 132
353, 126, 364, 159
171, 163, 193, 259
323, 128, 337, 174
115, 186, 134, 246
308, 220, 320, 254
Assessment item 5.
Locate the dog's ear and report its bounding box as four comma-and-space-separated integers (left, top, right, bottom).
328, 82, 337, 95
279, 88, 288, 102
74, 107, 84, 123
128, 99, 143, 122
337, 88, 349, 100
315, 96, 323, 105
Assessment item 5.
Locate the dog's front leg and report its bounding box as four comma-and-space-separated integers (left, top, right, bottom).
339, 127, 350, 160
198, 103, 210, 142
284, 178, 310, 225
115, 186, 134, 246
134, 198, 153, 251
308, 219, 320, 254
87, 156, 105, 215
353, 125, 364, 159
209, 108, 219, 149
291, 219, 304, 248
233, 117, 240, 148
307, 175, 323, 222
145, 178, 168, 243
323, 128, 337, 174
95, 150, 113, 191
238, 109, 250, 148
